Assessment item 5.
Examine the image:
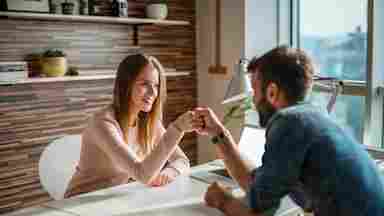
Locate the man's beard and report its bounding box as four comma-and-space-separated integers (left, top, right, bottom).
256, 97, 277, 128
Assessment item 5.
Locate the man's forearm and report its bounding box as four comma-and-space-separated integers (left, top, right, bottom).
217, 128, 253, 192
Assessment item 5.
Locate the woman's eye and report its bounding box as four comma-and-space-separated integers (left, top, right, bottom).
139, 82, 158, 90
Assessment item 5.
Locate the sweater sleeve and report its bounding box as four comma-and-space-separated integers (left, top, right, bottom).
87, 117, 185, 184
155, 122, 190, 175
247, 114, 309, 214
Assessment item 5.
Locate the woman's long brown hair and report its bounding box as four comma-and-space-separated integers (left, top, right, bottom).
113, 54, 166, 157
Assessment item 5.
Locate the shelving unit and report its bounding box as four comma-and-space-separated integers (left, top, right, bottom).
0, 4, 197, 214
0, 72, 191, 85
0, 11, 190, 45
0, 11, 190, 25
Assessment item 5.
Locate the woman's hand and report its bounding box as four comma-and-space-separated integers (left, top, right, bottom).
148, 167, 179, 187
194, 107, 226, 136
173, 110, 205, 133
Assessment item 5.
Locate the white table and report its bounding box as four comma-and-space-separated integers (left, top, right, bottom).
6, 161, 302, 216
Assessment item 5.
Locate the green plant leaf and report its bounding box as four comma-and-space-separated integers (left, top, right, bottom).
223, 95, 254, 126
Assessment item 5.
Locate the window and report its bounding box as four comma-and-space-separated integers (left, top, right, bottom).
245, 0, 384, 150
300, 0, 368, 142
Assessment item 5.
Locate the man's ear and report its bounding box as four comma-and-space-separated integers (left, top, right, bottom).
265, 83, 280, 105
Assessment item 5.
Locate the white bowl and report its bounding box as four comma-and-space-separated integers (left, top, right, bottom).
146, 4, 168, 20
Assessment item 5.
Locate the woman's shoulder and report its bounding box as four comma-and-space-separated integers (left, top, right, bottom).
87, 105, 119, 129
82, 105, 124, 143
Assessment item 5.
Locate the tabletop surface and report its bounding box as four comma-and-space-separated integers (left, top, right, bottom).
5, 161, 301, 216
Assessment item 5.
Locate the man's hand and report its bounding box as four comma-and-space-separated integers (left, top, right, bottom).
206, 182, 261, 216
173, 110, 206, 133
204, 182, 232, 210
149, 168, 178, 187
194, 107, 225, 136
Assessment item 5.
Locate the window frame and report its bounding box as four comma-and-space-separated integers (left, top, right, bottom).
288, 0, 384, 149
364, 0, 384, 149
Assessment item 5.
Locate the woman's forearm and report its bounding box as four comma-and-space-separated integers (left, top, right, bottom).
129, 123, 185, 183
165, 146, 190, 174
96, 121, 185, 184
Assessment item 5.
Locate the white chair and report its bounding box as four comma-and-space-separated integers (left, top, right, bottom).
39, 134, 81, 200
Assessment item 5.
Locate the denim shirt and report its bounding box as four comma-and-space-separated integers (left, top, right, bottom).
248, 103, 384, 216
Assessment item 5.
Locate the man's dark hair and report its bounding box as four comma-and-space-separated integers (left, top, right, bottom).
247, 45, 314, 104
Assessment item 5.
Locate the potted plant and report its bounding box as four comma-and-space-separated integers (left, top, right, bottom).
41, 49, 67, 77
146, 0, 168, 20
62, 0, 75, 15
66, 66, 79, 76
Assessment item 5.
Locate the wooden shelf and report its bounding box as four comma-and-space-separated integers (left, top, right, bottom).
0, 11, 190, 26
0, 72, 191, 85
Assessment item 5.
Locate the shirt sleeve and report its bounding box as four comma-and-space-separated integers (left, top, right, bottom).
247, 114, 310, 214
87, 116, 184, 184
155, 122, 190, 175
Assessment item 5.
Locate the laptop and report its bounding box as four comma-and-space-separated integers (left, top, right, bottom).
210, 124, 266, 179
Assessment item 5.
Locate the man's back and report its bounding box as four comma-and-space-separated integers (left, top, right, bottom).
272, 103, 384, 215
301, 104, 384, 215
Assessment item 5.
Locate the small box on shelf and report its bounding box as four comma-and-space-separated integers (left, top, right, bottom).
0, 62, 28, 83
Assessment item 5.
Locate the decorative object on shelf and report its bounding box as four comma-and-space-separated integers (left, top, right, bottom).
79, 0, 88, 15
146, 0, 168, 20
112, 0, 128, 17
0, 1, 6, 11
111, 0, 119, 17
66, 66, 79, 76
49, 2, 58, 14
41, 49, 68, 77
87, 0, 95, 15
0, 11, 190, 25
51, 0, 82, 15
25, 53, 42, 77
2, 0, 50, 13
0, 61, 28, 83
93, 5, 102, 15
119, 0, 128, 17
61, 0, 75, 15
86, 0, 103, 16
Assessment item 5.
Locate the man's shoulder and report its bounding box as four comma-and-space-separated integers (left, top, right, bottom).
266, 103, 326, 134
279, 103, 322, 117
271, 103, 321, 123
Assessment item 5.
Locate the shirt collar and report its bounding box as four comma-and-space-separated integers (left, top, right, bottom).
265, 101, 310, 133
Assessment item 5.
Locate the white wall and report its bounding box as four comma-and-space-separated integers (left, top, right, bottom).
196, 0, 279, 164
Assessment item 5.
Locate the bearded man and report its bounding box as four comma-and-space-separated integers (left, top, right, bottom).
196, 46, 384, 216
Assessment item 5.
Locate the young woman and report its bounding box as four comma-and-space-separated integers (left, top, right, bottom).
64, 54, 200, 198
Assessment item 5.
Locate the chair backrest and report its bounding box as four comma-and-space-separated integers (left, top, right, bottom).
39, 134, 81, 200
238, 124, 266, 168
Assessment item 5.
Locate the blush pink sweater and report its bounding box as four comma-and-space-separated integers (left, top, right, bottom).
64, 106, 190, 197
